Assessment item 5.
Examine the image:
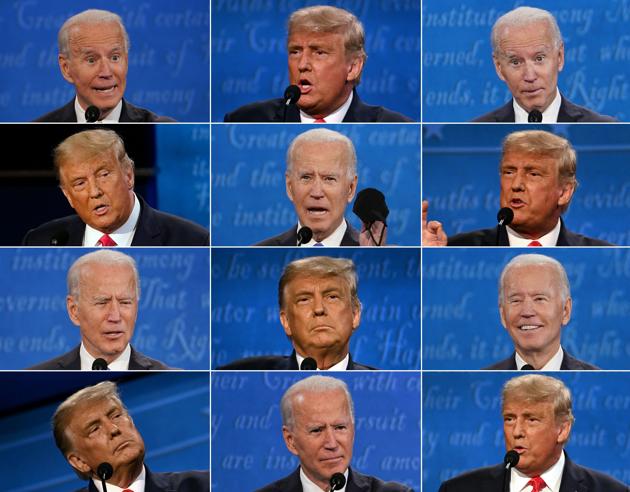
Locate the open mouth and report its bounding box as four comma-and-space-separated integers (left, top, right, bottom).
298, 79, 313, 93
93, 204, 109, 216
519, 324, 542, 331
93, 85, 117, 94
510, 198, 525, 208
306, 207, 328, 216
103, 331, 125, 340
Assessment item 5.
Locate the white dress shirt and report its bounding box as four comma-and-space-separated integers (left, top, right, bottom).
79, 343, 132, 371
298, 220, 348, 247
506, 219, 561, 247
511, 450, 565, 492
92, 464, 146, 492
296, 352, 350, 371
513, 89, 562, 123
300, 91, 353, 123
300, 467, 349, 492
84, 193, 141, 246
515, 346, 564, 371
75, 96, 123, 123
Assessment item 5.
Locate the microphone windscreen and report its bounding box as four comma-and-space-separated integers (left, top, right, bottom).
504, 450, 520, 468
528, 110, 542, 123
283, 85, 300, 105
297, 226, 313, 245
497, 207, 514, 226
92, 358, 109, 370
85, 105, 101, 122
50, 230, 69, 246
97, 462, 113, 480
330, 472, 346, 491
352, 188, 389, 224
300, 357, 317, 370
521, 364, 535, 370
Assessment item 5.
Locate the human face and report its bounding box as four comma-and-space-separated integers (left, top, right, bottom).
59, 21, 128, 116
493, 21, 564, 113
280, 274, 360, 360
503, 398, 571, 477
67, 262, 138, 363
59, 151, 135, 234
283, 389, 354, 490
66, 397, 145, 484
288, 30, 363, 118
500, 264, 571, 361
286, 141, 357, 242
499, 151, 574, 238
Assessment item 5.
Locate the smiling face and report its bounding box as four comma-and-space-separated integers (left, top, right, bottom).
287, 30, 363, 118
283, 389, 354, 490
65, 396, 144, 483
59, 20, 128, 117
286, 140, 357, 242
503, 398, 570, 477
499, 150, 574, 238
68, 262, 138, 363
500, 264, 571, 363
493, 20, 564, 113
59, 150, 135, 234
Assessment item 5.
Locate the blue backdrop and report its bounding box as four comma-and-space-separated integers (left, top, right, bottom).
0, 0, 209, 121
212, 371, 420, 491
423, 248, 630, 370
212, 124, 420, 246
212, 0, 421, 121
423, 124, 630, 245
424, 372, 630, 490
0, 248, 209, 370
0, 372, 209, 492
212, 248, 420, 370
423, 0, 630, 121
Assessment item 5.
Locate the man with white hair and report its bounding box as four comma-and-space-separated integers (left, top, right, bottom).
486, 253, 598, 370
35, 9, 173, 122
256, 128, 386, 246
29, 250, 171, 370
473, 6, 615, 122
257, 375, 412, 491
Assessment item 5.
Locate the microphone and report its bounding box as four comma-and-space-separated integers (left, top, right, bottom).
503, 450, 519, 492
85, 105, 101, 123
497, 207, 514, 227
50, 230, 69, 246
528, 110, 542, 122
521, 364, 535, 370
297, 226, 313, 246
97, 462, 113, 492
284, 85, 300, 106
300, 357, 317, 370
353, 188, 389, 246
329, 472, 346, 491
92, 358, 109, 370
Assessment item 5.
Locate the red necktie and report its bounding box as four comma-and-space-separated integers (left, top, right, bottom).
98, 234, 117, 246
122, 490, 133, 492
528, 240, 542, 247
527, 476, 547, 492
314, 118, 326, 123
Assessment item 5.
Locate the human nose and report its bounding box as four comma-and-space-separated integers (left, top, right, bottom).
309, 177, 324, 198
511, 170, 526, 191
520, 298, 536, 317
97, 58, 114, 77
313, 293, 326, 316
512, 418, 525, 439
87, 178, 103, 198
107, 301, 122, 322
322, 427, 339, 449
297, 51, 311, 72
105, 420, 122, 437
523, 60, 537, 82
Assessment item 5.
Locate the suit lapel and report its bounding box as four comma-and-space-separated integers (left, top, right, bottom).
57, 345, 82, 369
559, 456, 587, 492
131, 196, 161, 245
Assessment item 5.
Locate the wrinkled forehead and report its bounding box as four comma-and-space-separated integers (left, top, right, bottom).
497, 20, 556, 49
291, 142, 351, 171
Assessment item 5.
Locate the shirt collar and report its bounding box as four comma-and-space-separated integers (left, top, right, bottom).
513, 88, 561, 123
299, 466, 349, 492
80, 342, 132, 371
83, 193, 141, 247
295, 352, 350, 371
74, 96, 123, 123
92, 464, 146, 492
515, 346, 563, 371
511, 450, 564, 492
297, 219, 348, 247
299, 91, 353, 123
506, 219, 561, 247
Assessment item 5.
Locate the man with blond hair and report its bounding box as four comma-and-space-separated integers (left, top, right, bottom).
473, 6, 615, 122
423, 130, 612, 246
439, 374, 628, 491
36, 9, 173, 122
29, 249, 171, 370
23, 129, 208, 246
53, 381, 208, 490
224, 5, 411, 122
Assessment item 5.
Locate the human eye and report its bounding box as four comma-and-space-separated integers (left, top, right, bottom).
309, 426, 323, 434
111, 54, 121, 62
72, 179, 86, 190
323, 175, 337, 183
508, 57, 521, 67
535, 54, 546, 62
299, 173, 312, 182
501, 167, 515, 176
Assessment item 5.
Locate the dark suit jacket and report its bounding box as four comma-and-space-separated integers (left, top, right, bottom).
438, 454, 629, 492
218, 350, 376, 370
224, 90, 413, 122
22, 195, 209, 246
447, 219, 613, 246
256, 466, 413, 492
484, 348, 600, 370
79, 467, 209, 492
472, 95, 617, 122
256, 222, 360, 246
35, 98, 176, 122
28, 344, 172, 370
